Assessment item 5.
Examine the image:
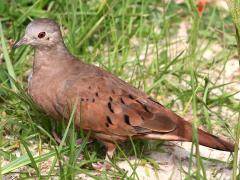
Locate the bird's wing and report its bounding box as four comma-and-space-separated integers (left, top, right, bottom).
53, 63, 234, 152
56, 66, 177, 137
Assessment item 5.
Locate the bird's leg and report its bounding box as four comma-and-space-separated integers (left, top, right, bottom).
51, 123, 82, 145
105, 144, 116, 162
52, 130, 63, 144
92, 141, 116, 170
51, 122, 63, 144
52, 130, 83, 145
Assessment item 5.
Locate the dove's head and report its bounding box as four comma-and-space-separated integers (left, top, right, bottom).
14, 19, 63, 49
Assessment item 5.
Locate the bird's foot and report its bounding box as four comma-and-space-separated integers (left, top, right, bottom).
92, 162, 112, 170
76, 138, 82, 145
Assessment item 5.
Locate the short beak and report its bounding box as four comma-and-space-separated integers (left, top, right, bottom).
13, 35, 29, 49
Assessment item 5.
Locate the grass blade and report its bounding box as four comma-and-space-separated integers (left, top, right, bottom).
20, 138, 41, 179
0, 22, 16, 90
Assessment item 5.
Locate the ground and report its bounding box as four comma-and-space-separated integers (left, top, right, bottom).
0, 0, 239, 179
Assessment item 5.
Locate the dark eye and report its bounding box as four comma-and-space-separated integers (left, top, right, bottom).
38, 32, 46, 39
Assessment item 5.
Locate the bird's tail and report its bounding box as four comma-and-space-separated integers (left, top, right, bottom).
139, 109, 235, 152
196, 127, 234, 152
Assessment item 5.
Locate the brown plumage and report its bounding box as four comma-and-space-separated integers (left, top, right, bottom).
14, 19, 234, 160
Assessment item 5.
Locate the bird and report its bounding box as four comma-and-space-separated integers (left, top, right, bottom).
14, 18, 234, 165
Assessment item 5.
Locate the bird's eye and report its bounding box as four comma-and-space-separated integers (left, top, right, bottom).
38, 32, 46, 39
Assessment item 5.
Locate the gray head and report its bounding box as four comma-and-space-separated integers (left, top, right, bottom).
14, 19, 63, 49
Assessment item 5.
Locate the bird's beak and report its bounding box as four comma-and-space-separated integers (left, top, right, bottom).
13, 35, 29, 49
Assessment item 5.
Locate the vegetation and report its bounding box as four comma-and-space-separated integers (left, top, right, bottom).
0, 0, 239, 179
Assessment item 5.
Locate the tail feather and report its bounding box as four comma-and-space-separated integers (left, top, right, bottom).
139, 110, 235, 152
197, 128, 234, 152
171, 114, 235, 152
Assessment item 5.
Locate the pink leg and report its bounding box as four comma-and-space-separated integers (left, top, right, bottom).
52, 130, 62, 144
52, 131, 82, 145
92, 141, 116, 170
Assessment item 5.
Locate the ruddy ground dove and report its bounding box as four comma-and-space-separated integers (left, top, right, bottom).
14, 19, 234, 161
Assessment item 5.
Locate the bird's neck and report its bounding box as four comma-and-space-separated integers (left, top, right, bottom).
33, 43, 73, 73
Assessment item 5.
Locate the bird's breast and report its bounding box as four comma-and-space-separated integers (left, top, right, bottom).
27, 71, 33, 94
28, 70, 63, 117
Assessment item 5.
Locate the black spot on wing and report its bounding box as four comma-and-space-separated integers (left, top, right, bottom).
143, 105, 150, 113
106, 116, 113, 125
128, 94, 134, 99
148, 97, 164, 106
124, 114, 131, 125
140, 115, 145, 120
120, 98, 125, 104
108, 102, 114, 113
136, 99, 151, 113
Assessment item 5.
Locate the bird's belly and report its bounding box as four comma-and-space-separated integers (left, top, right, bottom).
92, 132, 128, 143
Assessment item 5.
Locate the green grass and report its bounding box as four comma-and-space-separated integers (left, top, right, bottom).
0, 0, 240, 179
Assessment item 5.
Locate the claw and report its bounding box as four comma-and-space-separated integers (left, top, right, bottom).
76, 138, 82, 145
92, 162, 112, 170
